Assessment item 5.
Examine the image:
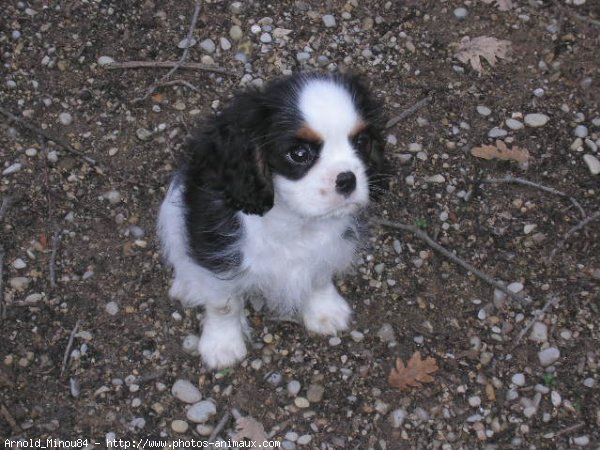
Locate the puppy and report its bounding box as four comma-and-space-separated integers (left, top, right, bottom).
158, 72, 387, 369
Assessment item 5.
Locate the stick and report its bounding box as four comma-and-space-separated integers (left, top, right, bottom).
385, 96, 431, 129
0, 106, 97, 166
163, 0, 202, 81
0, 401, 21, 434
208, 411, 231, 447
480, 176, 586, 219
372, 218, 529, 305
49, 231, 61, 289
551, 210, 600, 258
60, 320, 81, 378
552, 421, 585, 438
512, 296, 559, 347
104, 60, 235, 75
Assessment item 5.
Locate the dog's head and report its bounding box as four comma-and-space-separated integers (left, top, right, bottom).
185, 73, 387, 218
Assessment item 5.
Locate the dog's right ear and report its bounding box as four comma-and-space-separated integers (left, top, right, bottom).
184, 90, 274, 215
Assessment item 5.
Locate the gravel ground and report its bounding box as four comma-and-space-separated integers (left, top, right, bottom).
1, 1, 599, 449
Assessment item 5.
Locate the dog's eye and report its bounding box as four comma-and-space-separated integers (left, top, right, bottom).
287, 145, 315, 164
353, 133, 371, 152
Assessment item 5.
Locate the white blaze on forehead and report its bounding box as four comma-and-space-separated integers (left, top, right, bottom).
298, 79, 360, 139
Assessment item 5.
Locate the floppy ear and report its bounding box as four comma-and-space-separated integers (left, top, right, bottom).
185, 91, 274, 215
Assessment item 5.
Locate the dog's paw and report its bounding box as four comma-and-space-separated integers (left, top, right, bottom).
198, 325, 247, 369
303, 287, 352, 336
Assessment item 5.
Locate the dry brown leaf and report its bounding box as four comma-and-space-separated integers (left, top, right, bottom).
453, 36, 511, 73
482, 0, 514, 11
470, 140, 530, 162
232, 416, 268, 442
388, 351, 439, 390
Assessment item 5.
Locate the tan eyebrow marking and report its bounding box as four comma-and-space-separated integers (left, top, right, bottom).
350, 120, 367, 137
296, 125, 323, 143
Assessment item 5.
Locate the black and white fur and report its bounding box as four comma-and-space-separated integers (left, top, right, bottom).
158, 73, 387, 369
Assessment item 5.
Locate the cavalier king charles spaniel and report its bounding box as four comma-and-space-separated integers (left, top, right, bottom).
158, 72, 387, 368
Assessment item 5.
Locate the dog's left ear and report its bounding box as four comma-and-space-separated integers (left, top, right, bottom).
186, 90, 274, 215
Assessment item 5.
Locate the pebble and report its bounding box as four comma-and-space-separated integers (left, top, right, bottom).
171, 419, 189, 433
186, 400, 216, 423
229, 25, 243, 41
524, 113, 549, 127
196, 424, 214, 436
377, 323, 396, 343
136, 128, 152, 141
511, 373, 526, 387
488, 127, 507, 138
296, 52, 310, 62
285, 432, 298, 442
453, 7, 468, 19
3, 163, 22, 175
282, 442, 296, 450
582, 378, 595, 388
47, 151, 58, 163
103, 190, 121, 204
530, 322, 548, 343
306, 384, 325, 403
287, 380, 301, 396
538, 347, 560, 366
265, 371, 283, 386
9, 277, 30, 291
229, 1, 243, 14
328, 336, 341, 346
350, 330, 364, 342
260, 32, 272, 43
393, 240, 402, 254
59, 112, 73, 125
508, 282, 524, 293
181, 335, 199, 355
25, 293, 42, 303
468, 396, 481, 407
322, 14, 336, 27
12, 30, 21, 39
171, 379, 202, 403
297, 435, 312, 445
220, 37, 231, 50
200, 39, 215, 53
477, 105, 491, 116
97, 56, 115, 66
389, 408, 407, 428
551, 390, 561, 406
396, 153, 412, 163
573, 125, 588, 138
583, 154, 600, 175
408, 142, 422, 152
506, 118, 524, 130
177, 37, 197, 49
13, 258, 27, 269
573, 436, 590, 446
294, 397, 310, 408
25, 148, 37, 157
105, 302, 119, 315
425, 174, 446, 183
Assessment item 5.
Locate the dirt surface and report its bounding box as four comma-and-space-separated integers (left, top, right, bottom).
1, 1, 599, 449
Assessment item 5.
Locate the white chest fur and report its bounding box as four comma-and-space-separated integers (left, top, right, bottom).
238, 205, 358, 313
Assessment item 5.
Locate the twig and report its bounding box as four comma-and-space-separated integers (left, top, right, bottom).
372, 218, 529, 305
551, 210, 600, 258
0, 401, 22, 434
385, 96, 431, 129
480, 176, 586, 219
0, 247, 5, 321
60, 320, 81, 378
49, 231, 61, 289
104, 60, 235, 75
163, 0, 202, 81
208, 411, 231, 447
0, 106, 96, 166
512, 296, 559, 347
552, 421, 585, 438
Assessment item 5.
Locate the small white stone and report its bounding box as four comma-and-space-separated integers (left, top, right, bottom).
287, 380, 301, 396
13, 258, 27, 269
199, 38, 216, 53
186, 400, 216, 423
322, 14, 336, 27
219, 37, 231, 50
573, 125, 588, 138
171, 419, 188, 433
296, 52, 310, 62
488, 127, 507, 138
103, 190, 121, 204
524, 113, 550, 127
328, 336, 341, 346
2, 163, 22, 175
177, 37, 197, 49
171, 379, 202, 403
405, 175, 415, 186
408, 142, 422, 152
97, 56, 115, 66
468, 396, 481, 407
538, 347, 560, 366
294, 397, 310, 408
59, 112, 73, 125
551, 390, 561, 406
573, 436, 589, 446
582, 378, 595, 388
25, 148, 38, 157
182, 335, 200, 355
511, 373, 526, 387
47, 150, 58, 163
297, 435, 312, 445
229, 25, 243, 41
533, 88, 545, 97
260, 32, 272, 43
453, 7, 468, 19
583, 154, 600, 175
425, 174, 445, 183
530, 322, 548, 343
285, 432, 299, 442
477, 105, 491, 116
350, 330, 364, 342
389, 408, 407, 428
508, 282, 524, 293
105, 302, 119, 315
506, 118, 524, 130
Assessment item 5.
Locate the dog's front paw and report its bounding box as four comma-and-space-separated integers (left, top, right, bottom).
198, 325, 247, 369
303, 285, 352, 336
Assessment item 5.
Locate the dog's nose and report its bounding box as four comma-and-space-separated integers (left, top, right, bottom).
335, 171, 357, 197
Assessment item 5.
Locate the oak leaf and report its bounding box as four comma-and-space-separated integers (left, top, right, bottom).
453, 36, 511, 73
470, 140, 529, 162
232, 416, 268, 443
388, 351, 439, 390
